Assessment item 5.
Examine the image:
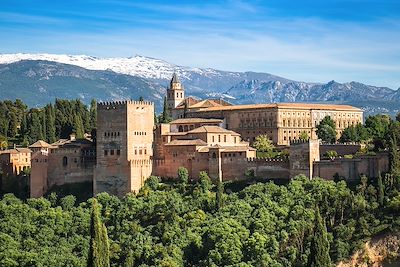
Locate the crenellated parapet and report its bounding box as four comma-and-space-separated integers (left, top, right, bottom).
247, 157, 289, 163
98, 100, 154, 108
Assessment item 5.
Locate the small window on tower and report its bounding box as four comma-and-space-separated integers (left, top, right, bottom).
110, 150, 114, 155
104, 150, 108, 156
117, 150, 120, 155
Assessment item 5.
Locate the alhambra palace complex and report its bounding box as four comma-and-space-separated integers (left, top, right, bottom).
0, 74, 389, 197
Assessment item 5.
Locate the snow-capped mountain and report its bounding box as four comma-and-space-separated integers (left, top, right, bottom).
0, 53, 399, 116
0, 53, 237, 80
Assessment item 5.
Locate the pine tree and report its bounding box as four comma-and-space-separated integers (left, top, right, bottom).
308, 207, 331, 267
88, 198, 110, 267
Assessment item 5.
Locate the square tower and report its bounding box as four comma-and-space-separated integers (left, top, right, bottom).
167, 73, 184, 115
94, 100, 154, 196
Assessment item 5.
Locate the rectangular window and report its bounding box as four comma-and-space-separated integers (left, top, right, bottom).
117, 149, 120, 155
224, 135, 226, 142
110, 150, 114, 155
104, 150, 108, 156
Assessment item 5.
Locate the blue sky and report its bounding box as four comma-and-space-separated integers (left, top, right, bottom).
1, 0, 399, 88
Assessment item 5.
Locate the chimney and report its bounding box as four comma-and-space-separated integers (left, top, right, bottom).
70, 133, 76, 141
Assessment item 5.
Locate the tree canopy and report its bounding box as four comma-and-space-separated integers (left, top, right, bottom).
316, 116, 337, 143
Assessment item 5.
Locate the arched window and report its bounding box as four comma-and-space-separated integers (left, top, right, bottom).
63, 156, 68, 166
178, 125, 183, 132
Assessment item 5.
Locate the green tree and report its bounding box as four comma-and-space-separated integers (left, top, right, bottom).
74, 116, 85, 139
88, 198, 110, 267
199, 171, 212, 192
90, 99, 97, 130
299, 131, 310, 140
178, 167, 189, 184
377, 173, 385, 206
253, 135, 274, 153
216, 180, 224, 210
325, 150, 338, 159
45, 104, 57, 143
316, 116, 337, 143
160, 97, 172, 123
308, 207, 331, 267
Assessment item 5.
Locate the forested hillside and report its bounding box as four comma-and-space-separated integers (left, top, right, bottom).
1, 172, 400, 266
0, 99, 97, 147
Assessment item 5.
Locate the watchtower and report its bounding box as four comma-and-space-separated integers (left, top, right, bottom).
94, 100, 154, 196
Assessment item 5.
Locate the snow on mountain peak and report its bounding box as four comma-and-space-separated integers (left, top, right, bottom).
0, 53, 206, 80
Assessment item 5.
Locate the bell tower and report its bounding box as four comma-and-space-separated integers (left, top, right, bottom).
167, 73, 184, 114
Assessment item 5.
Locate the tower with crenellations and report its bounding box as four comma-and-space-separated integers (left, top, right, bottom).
94, 100, 154, 196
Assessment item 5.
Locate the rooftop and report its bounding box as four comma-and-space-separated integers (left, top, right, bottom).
188, 102, 362, 112
187, 125, 240, 135
29, 140, 51, 148
0, 148, 32, 154
170, 118, 223, 124
165, 139, 207, 146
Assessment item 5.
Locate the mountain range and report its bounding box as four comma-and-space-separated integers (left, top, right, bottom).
0, 53, 399, 115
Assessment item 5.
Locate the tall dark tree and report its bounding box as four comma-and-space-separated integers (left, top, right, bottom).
160, 96, 172, 123
377, 173, 385, 206
45, 104, 56, 143
88, 198, 110, 267
90, 99, 97, 130
308, 207, 331, 267
74, 116, 85, 139
316, 116, 337, 143
390, 133, 400, 184
216, 180, 224, 210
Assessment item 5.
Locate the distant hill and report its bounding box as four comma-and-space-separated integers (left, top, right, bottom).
0, 53, 399, 115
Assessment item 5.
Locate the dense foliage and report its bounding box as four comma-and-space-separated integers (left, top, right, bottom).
2, 171, 400, 266
316, 116, 337, 143
0, 98, 96, 146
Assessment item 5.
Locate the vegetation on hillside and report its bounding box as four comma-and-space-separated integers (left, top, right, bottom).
1, 165, 400, 266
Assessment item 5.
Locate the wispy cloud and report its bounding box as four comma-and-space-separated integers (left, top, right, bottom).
0, 0, 399, 88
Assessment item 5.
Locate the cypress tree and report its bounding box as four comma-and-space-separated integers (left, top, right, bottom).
161, 97, 172, 123
216, 180, 224, 210
74, 116, 85, 139
377, 173, 385, 206
308, 207, 331, 267
45, 104, 56, 143
390, 133, 400, 184
88, 198, 110, 267
90, 99, 97, 131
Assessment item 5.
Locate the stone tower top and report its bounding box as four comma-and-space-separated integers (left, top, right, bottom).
170, 73, 183, 91
167, 73, 185, 111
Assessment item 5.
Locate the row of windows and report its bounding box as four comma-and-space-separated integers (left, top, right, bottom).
240, 112, 275, 118
104, 131, 120, 137
281, 112, 309, 116
178, 125, 195, 132
134, 131, 148, 135
240, 121, 276, 128
134, 148, 147, 155
283, 119, 311, 127
283, 130, 311, 134
168, 92, 183, 98
104, 149, 121, 156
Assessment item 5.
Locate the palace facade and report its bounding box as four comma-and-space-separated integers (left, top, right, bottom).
168, 75, 363, 145
27, 74, 387, 199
